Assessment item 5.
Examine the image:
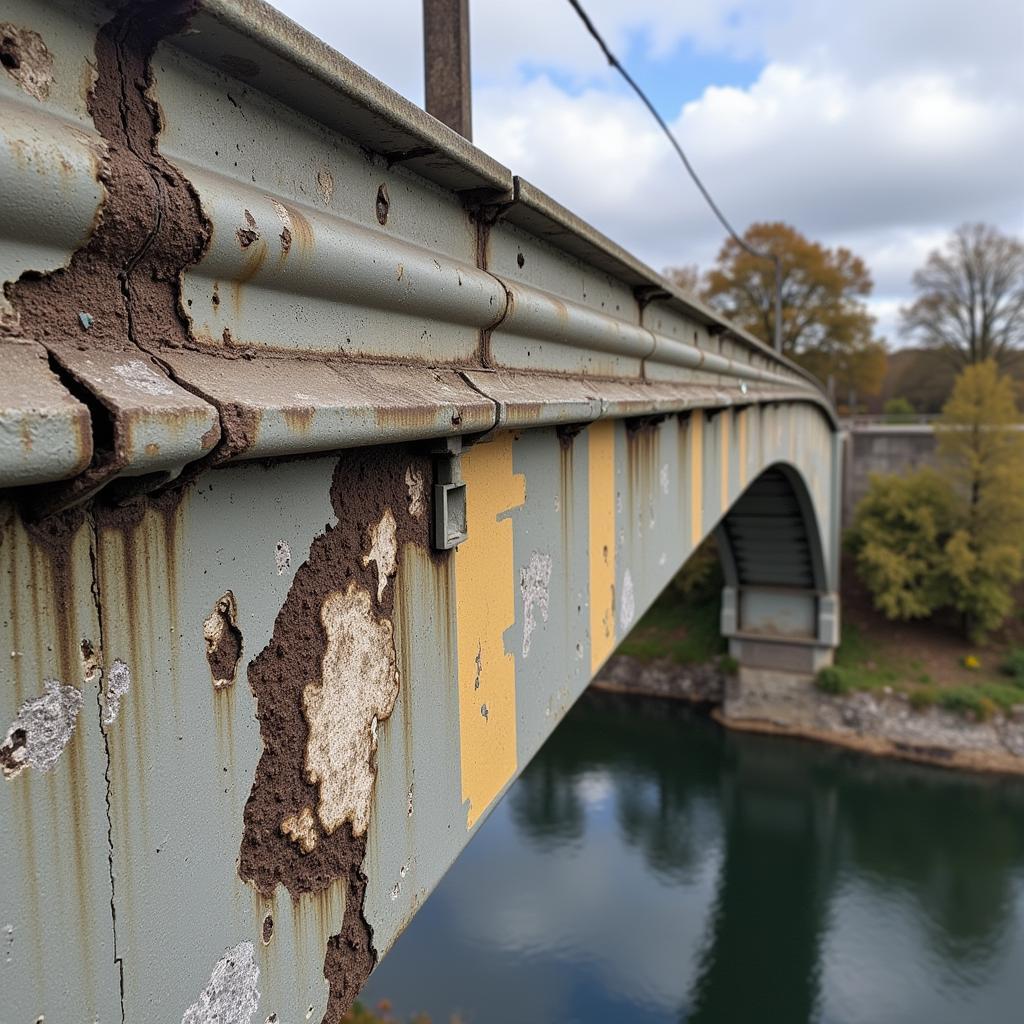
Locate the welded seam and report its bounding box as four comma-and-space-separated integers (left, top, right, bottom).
88, 512, 125, 1023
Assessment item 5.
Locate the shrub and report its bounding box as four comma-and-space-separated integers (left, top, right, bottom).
938, 687, 990, 719
848, 469, 957, 620
816, 666, 852, 695
1001, 648, 1024, 686
884, 396, 916, 423
718, 654, 739, 675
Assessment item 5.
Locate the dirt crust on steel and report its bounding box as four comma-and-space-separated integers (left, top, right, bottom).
4, 0, 209, 354
239, 444, 436, 1022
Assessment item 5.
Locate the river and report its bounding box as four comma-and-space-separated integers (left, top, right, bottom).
363, 692, 1024, 1023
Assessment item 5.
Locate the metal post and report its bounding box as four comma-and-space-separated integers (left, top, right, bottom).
423, 0, 472, 140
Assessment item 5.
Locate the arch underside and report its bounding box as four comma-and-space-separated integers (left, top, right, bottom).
716, 464, 838, 677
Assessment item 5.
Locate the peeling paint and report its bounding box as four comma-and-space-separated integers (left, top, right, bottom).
404, 466, 425, 519
303, 582, 400, 837
660, 463, 670, 495
0, 23, 53, 101
316, 168, 334, 204
362, 510, 398, 602
280, 806, 317, 854
102, 659, 131, 726
620, 570, 636, 631
111, 360, 176, 397
80, 638, 101, 684
181, 941, 259, 1024
274, 540, 291, 575
1, 681, 83, 779
203, 592, 242, 689
520, 551, 552, 657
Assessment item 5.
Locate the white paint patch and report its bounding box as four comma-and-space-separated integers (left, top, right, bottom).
1, 681, 83, 779
280, 806, 317, 854
405, 466, 426, 519
102, 660, 130, 726
303, 582, 400, 837
112, 360, 175, 397
520, 551, 552, 657
181, 942, 259, 1024
274, 541, 291, 575
620, 570, 636, 631
362, 509, 398, 602
660, 463, 670, 495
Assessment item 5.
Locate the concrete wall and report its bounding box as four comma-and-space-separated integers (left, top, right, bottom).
842, 425, 938, 525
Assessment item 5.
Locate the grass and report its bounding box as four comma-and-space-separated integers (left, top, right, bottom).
618, 591, 727, 666
816, 623, 1024, 715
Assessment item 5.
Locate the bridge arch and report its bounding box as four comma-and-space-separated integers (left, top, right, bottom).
715, 463, 839, 677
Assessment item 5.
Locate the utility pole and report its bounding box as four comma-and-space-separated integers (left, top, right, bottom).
422, 0, 472, 140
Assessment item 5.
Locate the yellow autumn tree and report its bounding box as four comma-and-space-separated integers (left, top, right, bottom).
937, 361, 1024, 639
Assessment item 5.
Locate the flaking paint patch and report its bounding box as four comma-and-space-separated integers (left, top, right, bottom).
280, 806, 318, 854
0, 23, 53, 101
620, 570, 635, 631
303, 582, 400, 838
362, 510, 398, 602
404, 466, 425, 519
102, 659, 131, 726
520, 551, 552, 657
204, 592, 242, 689
1, 681, 83, 779
274, 540, 291, 575
181, 941, 259, 1024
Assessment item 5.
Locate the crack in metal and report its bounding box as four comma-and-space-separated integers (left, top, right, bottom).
88, 511, 125, 1024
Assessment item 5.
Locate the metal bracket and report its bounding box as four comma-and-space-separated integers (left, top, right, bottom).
432, 436, 468, 550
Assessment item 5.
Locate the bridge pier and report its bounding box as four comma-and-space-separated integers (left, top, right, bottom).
721, 585, 839, 675
720, 585, 840, 723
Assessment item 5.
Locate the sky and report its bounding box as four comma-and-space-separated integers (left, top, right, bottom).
267, 0, 1023, 347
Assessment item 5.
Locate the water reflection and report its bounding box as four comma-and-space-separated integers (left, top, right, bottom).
365, 693, 1024, 1024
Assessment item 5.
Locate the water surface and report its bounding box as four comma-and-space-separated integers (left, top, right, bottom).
364, 693, 1024, 1023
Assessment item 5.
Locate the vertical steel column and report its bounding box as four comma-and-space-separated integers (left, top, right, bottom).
423, 0, 472, 139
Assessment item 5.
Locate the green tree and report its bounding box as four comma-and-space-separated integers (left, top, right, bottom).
901, 223, 1024, 369
849, 469, 957, 620
700, 222, 887, 403
937, 361, 1024, 639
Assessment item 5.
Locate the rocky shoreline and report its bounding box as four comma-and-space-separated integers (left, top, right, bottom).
592, 655, 1024, 775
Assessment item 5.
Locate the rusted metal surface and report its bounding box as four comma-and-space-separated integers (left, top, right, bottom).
422, 0, 472, 140
1, 1, 844, 1020
0, 340, 92, 486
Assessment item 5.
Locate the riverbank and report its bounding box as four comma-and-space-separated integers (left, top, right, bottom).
591, 654, 1024, 775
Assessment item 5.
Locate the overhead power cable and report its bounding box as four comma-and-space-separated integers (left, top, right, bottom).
565, 0, 783, 353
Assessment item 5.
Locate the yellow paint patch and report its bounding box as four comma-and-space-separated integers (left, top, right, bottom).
738, 408, 748, 489
689, 411, 704, 548
587, 420, 616, 674
455, 432, 526, 828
